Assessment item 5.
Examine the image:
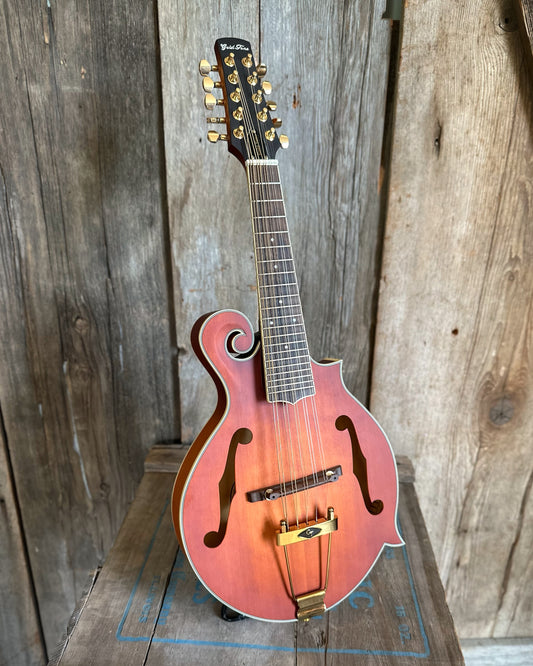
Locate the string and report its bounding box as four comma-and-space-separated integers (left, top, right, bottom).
237, 55, 328, 530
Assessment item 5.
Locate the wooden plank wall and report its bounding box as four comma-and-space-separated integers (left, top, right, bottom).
1, 0, 532, 663
0, 0, 175, 660
0, 0, 391, 661
371, 0, 533, 639
159, 0, 391, 441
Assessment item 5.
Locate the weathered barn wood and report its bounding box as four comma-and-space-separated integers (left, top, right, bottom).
371, 0, 533, 638
159, 0, 392, 441
2, 0, 533, 661
0, 0, 174, 654
516, 0, 533, 56
52, 448, 464, 665
0, 426, 46, 665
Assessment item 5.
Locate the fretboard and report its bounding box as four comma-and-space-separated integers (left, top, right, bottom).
246, 159, 315, 404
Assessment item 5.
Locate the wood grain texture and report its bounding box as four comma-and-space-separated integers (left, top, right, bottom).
55, 448, 464, 664
158, 0, 261, 443
0, 424, 46, 666
371, 0, 533, 638
53, 472, 179, 666
0, 0, 174, 651
159, 0, 391, 441
516, 0, 533, 54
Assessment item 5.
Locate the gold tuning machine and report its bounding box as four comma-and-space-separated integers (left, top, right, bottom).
207, 130, 228, 143
199, 59, 218, 76
279, 134, 289, 149
206, 117, 226, 124
262, 81, 272, 95
256, 63, 267, 78
272, 118, 282, 128
202, 77, 221, 93
204, 93, 224, 110
266, 100, 277, 112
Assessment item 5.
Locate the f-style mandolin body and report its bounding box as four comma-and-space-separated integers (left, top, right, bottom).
172, 310, 402, 621
172, 37, 402, 622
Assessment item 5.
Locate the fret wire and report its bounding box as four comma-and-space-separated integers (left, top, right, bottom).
266, 361, 312, 372
269, 382, 315, 392
271, 392, 316, 401
270, 381, 316, 390
262, 322, 305, 331
258, 282, 298, 290
253, 222, 288, 232
253, 215, 287, 220
262, 340, 308, 349
260, 349, 310, 360
262, 316, 304, 324
257, 257, 292, 264
261, 303, 302, 311
262, 331, 307, 341
264, 343, 309, 352
253, 228, 289, 233
266, 362, 312, 373
260, 287, 298, 300
268, 377, 314, 387
267, 373, 314, 384
261, 271, 296, 276
251, 198, 284, 203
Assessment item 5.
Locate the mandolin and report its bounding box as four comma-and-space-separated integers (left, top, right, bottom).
172, 37, 402, 622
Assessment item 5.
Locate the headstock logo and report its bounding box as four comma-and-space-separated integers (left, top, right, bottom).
219, 43, 248, 51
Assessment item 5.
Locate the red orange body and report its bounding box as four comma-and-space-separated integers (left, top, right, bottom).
172, 310, 402, 621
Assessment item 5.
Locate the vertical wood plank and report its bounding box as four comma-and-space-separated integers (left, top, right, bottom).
0, 0, 174, 650
158, 0, 261, 442
371, 0, 533, 638
261, 0, 392, 402
160, 0, 391, 441
0, 424, 46, 666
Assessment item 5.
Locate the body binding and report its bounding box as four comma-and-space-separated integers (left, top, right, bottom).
172, 309, 402, 622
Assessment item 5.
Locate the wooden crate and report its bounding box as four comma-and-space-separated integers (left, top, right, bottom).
50, 448, 464, 665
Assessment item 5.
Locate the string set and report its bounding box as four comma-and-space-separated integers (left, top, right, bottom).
235, 64, 330, 535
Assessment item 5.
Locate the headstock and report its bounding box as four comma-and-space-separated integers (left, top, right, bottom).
199, 38, 288, 166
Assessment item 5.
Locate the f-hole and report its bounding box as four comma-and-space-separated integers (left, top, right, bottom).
204, 427, 253, 548
335, 415, 384, 515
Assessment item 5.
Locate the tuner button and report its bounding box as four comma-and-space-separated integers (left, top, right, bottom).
204, 93, 217, 110
279, 134, 289, 149
272, 118, 282, 128
262, 81, 272, 95
257, 63, 267, 77
206, 117, 226, 124
199, 59, 218, 75
202, 76, 214, 92
207, 131, 228, 143
266, 100, 277, 111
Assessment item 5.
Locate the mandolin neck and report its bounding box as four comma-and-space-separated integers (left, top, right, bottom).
246, 159, 315, 404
